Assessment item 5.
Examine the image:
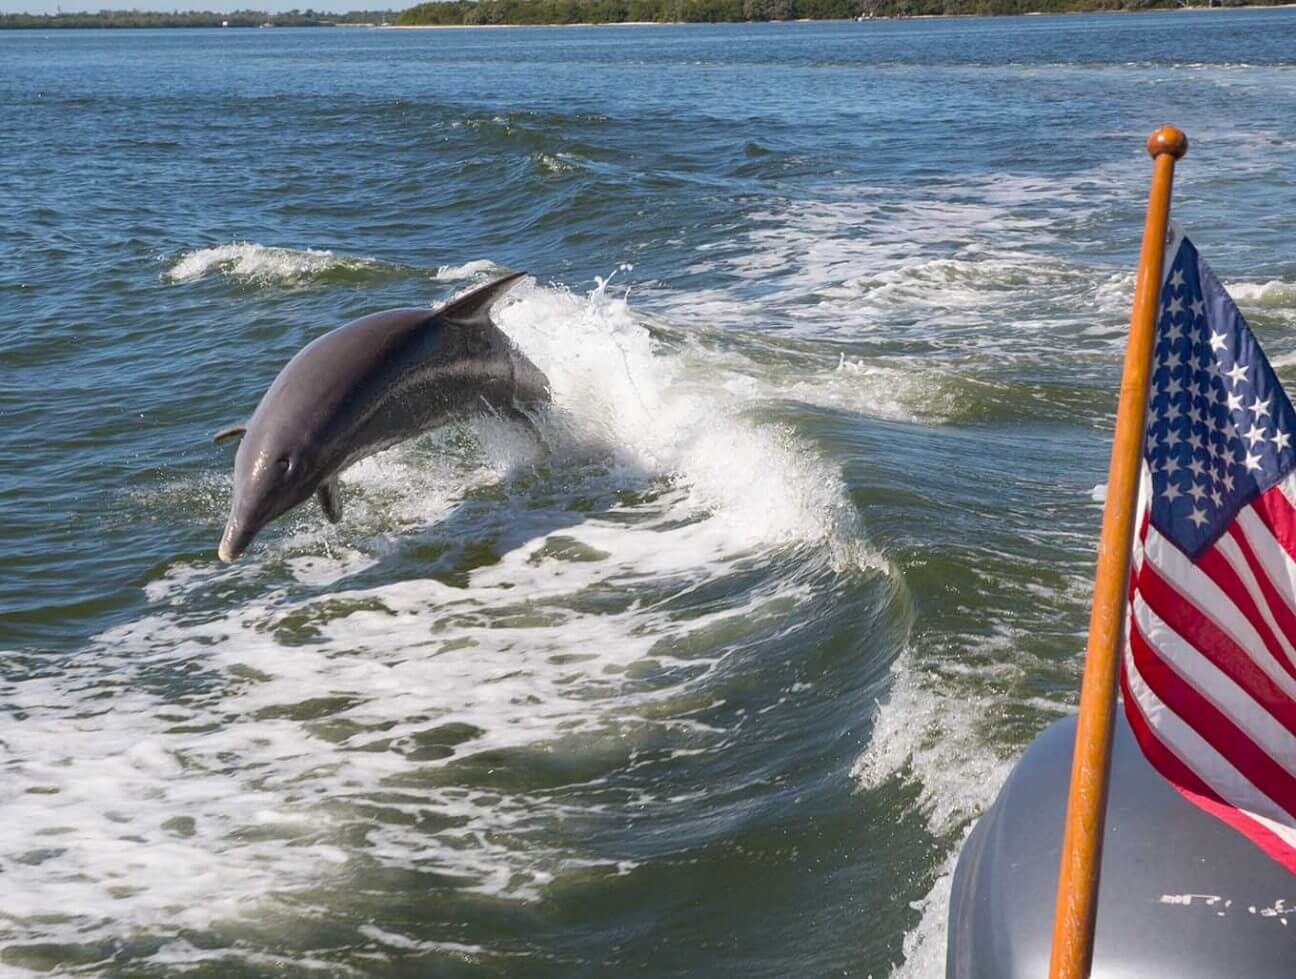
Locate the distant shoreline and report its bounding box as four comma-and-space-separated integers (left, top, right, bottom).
0, 10, 396, 29
391, 0, 1296, 29
382, 19, 664, 27
385, 3, 1296, 25
2, 2, 1293, 29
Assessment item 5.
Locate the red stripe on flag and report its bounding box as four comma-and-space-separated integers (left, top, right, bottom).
1120, 675, 1296, 874
1128, 622, 1296, 817
1136, 562, 1296, 733
1250, 484, 1296, 565
1226, 522, 1296, 673
1194, 545, 1296, 686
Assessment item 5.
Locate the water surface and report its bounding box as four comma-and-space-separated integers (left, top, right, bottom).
4, 12, 1296, 976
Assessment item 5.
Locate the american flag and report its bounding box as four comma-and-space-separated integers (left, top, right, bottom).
1123, 226, 1296, 872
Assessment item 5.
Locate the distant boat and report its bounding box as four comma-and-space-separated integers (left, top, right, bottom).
259, 21, 273, 28
221, 19, 229, 26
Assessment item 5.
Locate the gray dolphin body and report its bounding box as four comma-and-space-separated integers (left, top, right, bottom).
215, 272, 548, 562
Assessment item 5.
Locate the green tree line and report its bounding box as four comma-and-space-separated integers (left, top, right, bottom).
396, 0, 1266, 24
0, 9, 395, 28
0, 0, 1268, 29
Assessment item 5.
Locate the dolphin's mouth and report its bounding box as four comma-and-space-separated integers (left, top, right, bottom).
218, 515, 259, 563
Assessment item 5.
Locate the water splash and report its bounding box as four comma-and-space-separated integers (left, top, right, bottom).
165, 242, 371, 285
434, 258, 501, 280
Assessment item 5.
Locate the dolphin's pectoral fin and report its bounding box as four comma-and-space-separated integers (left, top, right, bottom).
317, 477, 343, 523
438, 271, 528, 325
213, 424, 247, 445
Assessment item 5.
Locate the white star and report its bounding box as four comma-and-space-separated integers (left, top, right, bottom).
1244, 426, 1270, 448
1166, 378, 1183, 396
1227, 391, 1245, 412
1166, 323, 1184, 342
1250, 397, 1272, 420
1188, 507, 1209, 528
1226, 362, 1249, 386
1167, 296, 1185, 315
1166, 455, 1183, 475
1171, 269, 1186, 288
1164, 351, 1182, 369
1244, 451, 1263, 472
1188, 432, 1204, 451
1166, 401, 1183, 421
1191, 298, 1206, 317
1163, 482, 1182, 502
1275, 429, 1292, 452
1221, 472, 1236, 492
1209, 332, 1228, 353
1210, 488, 1224, 507
1188, 458, 1206, 476
1188, 482, 1208, 502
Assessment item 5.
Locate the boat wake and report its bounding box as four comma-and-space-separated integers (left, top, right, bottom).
1, 271, 895, 971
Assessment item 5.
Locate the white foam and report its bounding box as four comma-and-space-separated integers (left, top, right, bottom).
860, 627, 1083, 978
653, 169, 1130, 345
853, 651, 1015, 978
165, 242, 368, 285
1225, 279, 1296, 309
0, 522, 829, 951
852, 649, 1012, 837
533, 152, 583, 176
497, 276, 875, 561
434, 258, 500, 280
887, 847, 963, 979
0, 275, 886, 960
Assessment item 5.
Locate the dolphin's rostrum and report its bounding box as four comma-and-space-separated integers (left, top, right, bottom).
215, 272, 548, 562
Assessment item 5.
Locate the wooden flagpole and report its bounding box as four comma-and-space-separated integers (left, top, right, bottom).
1047, 126, 1188, 979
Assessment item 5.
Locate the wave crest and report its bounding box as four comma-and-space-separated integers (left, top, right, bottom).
1225, 278, 1296, 309
165, 242, 376, 285
434, 258, 501, 280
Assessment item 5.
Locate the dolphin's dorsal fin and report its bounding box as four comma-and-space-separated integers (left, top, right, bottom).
213, 424, 247, 445
436, 271, 527, 324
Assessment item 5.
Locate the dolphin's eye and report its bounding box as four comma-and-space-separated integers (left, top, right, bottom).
277, 456, 292, 475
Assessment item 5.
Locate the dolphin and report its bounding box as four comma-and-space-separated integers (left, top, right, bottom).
213, 271, 548, 562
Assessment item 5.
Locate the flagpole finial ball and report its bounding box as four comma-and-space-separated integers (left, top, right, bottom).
1147, 127, 1189, 160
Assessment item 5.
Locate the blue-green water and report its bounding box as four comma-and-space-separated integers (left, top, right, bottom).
4, 13, 1296, 976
